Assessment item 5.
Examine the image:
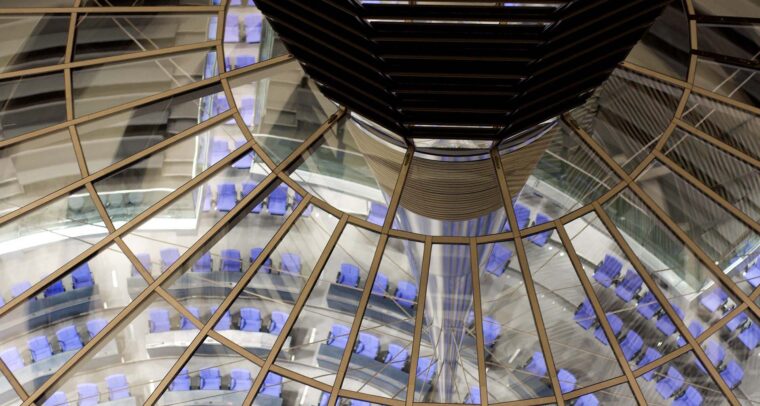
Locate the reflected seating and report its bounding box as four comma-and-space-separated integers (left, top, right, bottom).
106, 374, 131, 400
43, 392, 67, 406
367, 202, 387, 226
236, 55, 257, 70
574, 299, 596, 330
354, 332, 380, 359
230, 369, 253, 391
56, 326, 83, 352
250, 248, 273, 273
240, 97, 255, 126
720, 361, 743, 389
150, 309, 172, 333
170, 368, 191, 391
179, 307, 200, 330
485, 244, 513, 276
615, 269, 643, 302
240, 307, 262, 332
77, 383, 99, 406
280, 253, 301, 274
372, 272, 388, 294
737, 322, 759, 350
725, 313, 748, 333
636, 291, 662, 319
337, 264, 361, 288
394, 280, 417, 309
200, 368, 222, 390
699, 288, 728, 313
504, 203, 531, 231
524, 351, 547, 377
217, 184, 238, 212
232, 140, 254, 169
637, 347, 662, 381
594, 313, 622, 344
655, 304, 684, 336
241, 182, 265, 213
676, 321, 704, 347
134, 253, 152, 275
592, 255, 622, 288
267, 186, 288, 216
744, 264, 760, 288
211, 138, 231, 164
11, 281, 32, 299
212, 305, 233, 330
464, 387, 480, 404
619, 331, 644, 361
87, 319, 108, 339
72, 263, 94, 289
245, 14, 262, 43
0, 348, 24, 371
557, 369, 576, 393
672, 385, 702, 406
527, 213, 552, 247
221, 249, 243, 272
327, 324, 350, 349
383, 343, 408, 370
193, 253, 213, 273
259, 373, 282, 397
224, 15, 240, 43
655, 366, 684, 398
483, 316, 501, 347
575, 394, 599, 406
268, 311, 288, 335
44, 280, 65, 298
704, 341, 725, 367
29, 336, 53, 362
160, 248, 181, 271
417, 356, 437, 381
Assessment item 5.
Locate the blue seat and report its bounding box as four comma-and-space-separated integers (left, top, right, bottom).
207, 16, 217, 40
699, 288, 728, 313
44, 280, 65, 298
245, 14, 262, 43
56, 326, 83, 352
417, 357, 436, 381
745, 264, 760, 288
525, 351, 547, 377
557, 369, 576, 393
637, 347, 662, 381
593, 254, 622, 287
485, 244, 513, 276
620, 331, 643, 361
483, 316, 501, 347
281, 253, 301, 274
72, 263, 94, 289
217, 183, 237, 212
241, 182, 264, 213
527, 213, 552, 247
367, 202, 387, 226
319, 392, 329, 406
720, 361, 743, 389
615, 269, 643, 302
149, 308, 171, 333
240, 307, 262, 332
200, 367, 222, 390
230, 369, 253, 391
726, 313, 748, 332
327, 324, 351, 349
28, 335, 53, 362
0, 347, 24, 371
211, 138, 231, 164
594, 313, 623, 345
384, 343, 408, 369
221, 249, 242, 272
212, 305, 233, 330
224, 15, 239, 43
704, 341, 725, 367
160, 248, 180, 271
269, 311, 288, 335
11, 281, 32, 299
293, 193, 313, 216
636, 291, 661, 319
738, 323, 759, 350
250, 248, 273, 273
655, 366, 684, 399
575, 394, 599, 406
348, 401, 370, 406
673, 385, 702, 406
232, 140, 254, 169
133, 253, 152, 275
656, 304, 684, 336
268, 185, 288, 216
193, 253, 212, 273
77, 383, 100, 406
259, 373, 282, 397
236, 55, 257, 69
86, 319, 108, 339
170, 368, 191, 391
574, 299, 596, 330
677, 321, 705, 347
394, 280, 417, 308
465, 387, 480, 404
43, 392, 67, 406
337, 263, 361, 288
504, 203, 530, 231
179, 306, 200, 330
355, 332, 380, 359
372, 272, 388, 295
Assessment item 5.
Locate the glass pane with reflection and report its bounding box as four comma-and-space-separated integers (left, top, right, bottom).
252, 374, 325, 406
0, 15, 68, 73
694, 59, 760, 109
223, 3, 288, 72
625, 0, 690, 80
636, 351, 727, 405
0, 72, 66, 141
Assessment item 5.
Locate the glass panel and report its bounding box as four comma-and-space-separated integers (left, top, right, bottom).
0, 130, 80, 215
681, 92, 760, 161
252, 374, 324, 406
414, 244, 478, 403
273, 223, 378, 386
93, 121, 252, 224
35, 294, 184, 406
0, 243, 138, 397
0, 15, 68, 73
693, 1, 760, 18
77, 84, 227, 173
156, 336, 261, 406
581, 383, 638, 405
697, 24, 760, 63
80, 0, 213, 5
290, 117, 404, 224
502, 120, 620, 228
0, 187, 109, 303
625, 0, 690, 80
635, 351, 728, 405
340, 237, 424, 401
694, 59, 760, 109
217, 205, 338, 360
636, 160, 759, 292
227, 59, 338, 164
73, 49, 216, 117
570, 68, 683, 172
223, 4, 287, 72
0, 373, 19, 406
477, 240, 552, 402
525, 229, 624, 393
664, 128, 760, 222
0, 72, 66, 141
75, 14, 216, 62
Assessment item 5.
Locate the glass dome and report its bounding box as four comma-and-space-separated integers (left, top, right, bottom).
0, 1, 757, 406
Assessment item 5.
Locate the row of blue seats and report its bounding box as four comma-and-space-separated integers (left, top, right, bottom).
2, 263, 94, 306
133, 247, 302, 275
503, 203, 553, 247
335, 263, 418, 309
214, 0, 256, 6
170, 367, 256, 392
149, 307, 288, 335
0, 320, 107, 372
209, 138, 254, 167
697, 287, 759, 351
223, 54, 258, 72
43, 374, 130, 406
521, 352, 602, 404
215, 182, 292, 214
209, 14, 262, 44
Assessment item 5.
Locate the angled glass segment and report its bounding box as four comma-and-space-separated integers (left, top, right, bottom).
77, 83, 227, 173
636, 160, 759, 292
681, 92, 760, 161
252, 374, 324, 406
695, 58, 760, 109
33, 293, 185, 406
636, 351, 727, 405
693, 1, 760, 17
92, 121, 252, 224
525, 230, 624, 393
0, 72, 66, 141
577, 383, 638, 405
217, 204, 338, 360
72, 48, 216, 118
0, 15, 68, 73
289, 117, 405, 224
0, 130, 80, 215
477, 240, 552, 402
699, 310, 759, 404
414, 244, 479, 403
570, 68, 683, 172
223, 3, 288, 72
340, 237, 424, 401
156, 336, 261, 406
80, 0, 214, 5
664, 128, 760, 223
697, 24, 760, 62
625, 0, 690, 80
227, 59, 339, 164
393, 154, 507, 237
273, 223, 379, 386
0, 243, 138, 397
74, 13, 217, 62
501, 120, 620, 227
0, 187, 109, 303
